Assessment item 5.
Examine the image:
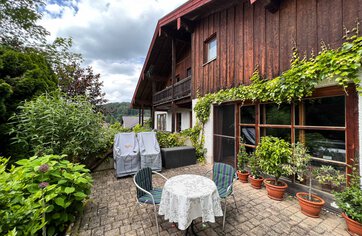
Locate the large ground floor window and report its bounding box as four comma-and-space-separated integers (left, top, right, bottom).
213, 86, 358, 193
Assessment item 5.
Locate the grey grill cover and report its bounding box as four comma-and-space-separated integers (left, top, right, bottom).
113, 132, 140, 177
137, 132, 162, 171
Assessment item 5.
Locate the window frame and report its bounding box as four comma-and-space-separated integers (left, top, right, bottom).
203, 34, 217, 64
235, 85, 357, 186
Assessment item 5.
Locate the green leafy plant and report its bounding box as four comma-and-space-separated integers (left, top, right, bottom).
292, 142, 313, 199
9, 91, 109, 163
248, 153, 262, 179
156, 131, 186, 148
132, 124, 152, 133
0, 154, 92, 235
256, 136, 293, 185
334, 184, 362, 223
181, 122, 206, 163
237, 144, 249, 173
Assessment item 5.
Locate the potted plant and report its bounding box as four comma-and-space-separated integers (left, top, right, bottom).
334, 163, 362, 235
248, 152, 264, 189
293, 142, 326, 218
237, 144, 249, 183
256, 136, 293, 201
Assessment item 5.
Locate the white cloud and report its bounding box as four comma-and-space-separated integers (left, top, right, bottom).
40, 0, 187, 103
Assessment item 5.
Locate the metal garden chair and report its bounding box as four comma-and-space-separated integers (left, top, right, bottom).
205, 162, 239, 230
131, 167, 167, 236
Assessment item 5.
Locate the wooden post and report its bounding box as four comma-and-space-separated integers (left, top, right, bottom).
141, 105, 144, 126
171, 37, 176, 132
138, 108, 141, 124
152, 80, 156, 129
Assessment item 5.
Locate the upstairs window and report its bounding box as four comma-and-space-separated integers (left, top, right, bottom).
204, 35, 217, 63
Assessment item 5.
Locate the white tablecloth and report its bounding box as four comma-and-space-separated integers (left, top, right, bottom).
158, 174, 223, 230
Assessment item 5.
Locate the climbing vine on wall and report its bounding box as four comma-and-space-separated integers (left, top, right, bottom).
194, 30, 362, 125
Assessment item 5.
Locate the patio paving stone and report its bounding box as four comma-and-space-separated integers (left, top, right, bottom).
72, 163, 349, 236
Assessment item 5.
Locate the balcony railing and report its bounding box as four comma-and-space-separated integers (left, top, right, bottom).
153, 76, 191, 105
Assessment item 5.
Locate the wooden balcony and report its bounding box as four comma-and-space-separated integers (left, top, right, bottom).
153, 76, 191, 105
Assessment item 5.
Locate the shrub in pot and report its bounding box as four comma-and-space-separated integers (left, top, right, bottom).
237, 144, 249, 183
256, 136, 293, 200
248, 153, 264, 189
293, 142, 326, 217
334, 164, 362, 235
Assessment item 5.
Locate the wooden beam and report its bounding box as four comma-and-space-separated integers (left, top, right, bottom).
171, 36, 176, 132
135, 99, 152, 106
177, 17, 181, 30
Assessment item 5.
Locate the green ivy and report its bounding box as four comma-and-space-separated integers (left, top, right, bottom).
194, 32, 362, 125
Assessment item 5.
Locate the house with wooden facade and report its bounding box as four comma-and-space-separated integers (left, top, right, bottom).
131, 0, 362, 203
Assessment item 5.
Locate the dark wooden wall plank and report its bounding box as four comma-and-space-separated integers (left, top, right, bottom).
235, 3, 244, 86
227, 7, 236, 88
215, 12, 220, 92
243, 1, 254, 84
265, 10, 280, 79
296, 0, 318, 58
279, 0, 296, 73
317, 0, 343, 50
342, 0, 360, 36
220, 9, 228, 89
253, 0, 266, 77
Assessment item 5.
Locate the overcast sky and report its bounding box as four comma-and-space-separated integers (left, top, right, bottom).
40, 0, 187, 103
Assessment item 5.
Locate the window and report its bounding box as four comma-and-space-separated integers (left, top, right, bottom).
204, 35, 217, 63
157, 114, 166, 131
237, 87, 357, 193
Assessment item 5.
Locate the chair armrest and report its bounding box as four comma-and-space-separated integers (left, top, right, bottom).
226, 173, 238, 193
152, 171, 168, 181
204, 169, 212, 178
133, 175, 156, 205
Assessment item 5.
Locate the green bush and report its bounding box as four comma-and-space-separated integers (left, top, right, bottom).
0, 154, 92, 235
335, 185, 362, 223
256, 136, 293, 184
10, 91, 109, 163
237, 144, 249, 172
156, 131, 186, 148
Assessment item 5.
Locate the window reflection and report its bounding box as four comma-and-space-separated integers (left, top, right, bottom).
261, 128, 291, 142
240, 127, 256, 145
296, 130, 345, 163
260, 103, 291, 125
240, 105, 255, 124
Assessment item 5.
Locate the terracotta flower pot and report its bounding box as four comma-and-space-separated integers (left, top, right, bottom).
342, 212, 362, 236
263, 178, 288, 201
237, 170, 249, 183
248, 175, 264, 189
296, 192, 325, 218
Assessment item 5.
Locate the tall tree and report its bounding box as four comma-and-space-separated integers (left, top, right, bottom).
56, 61, 107, 106
0, 0, 48, 47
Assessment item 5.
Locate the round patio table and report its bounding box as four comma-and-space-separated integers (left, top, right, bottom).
158, 174, 223, 233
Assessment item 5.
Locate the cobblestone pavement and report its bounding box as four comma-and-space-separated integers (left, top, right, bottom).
74, 164, 349, 236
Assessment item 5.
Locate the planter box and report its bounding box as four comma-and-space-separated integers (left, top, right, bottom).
161, 146, 196, 169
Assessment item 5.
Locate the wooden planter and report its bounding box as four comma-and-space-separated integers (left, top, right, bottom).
263, 178, 288, 201
248, 175, 264, 189
296, 192, 325, 218
342, 213, 362, 236
237, 171, 249, 183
